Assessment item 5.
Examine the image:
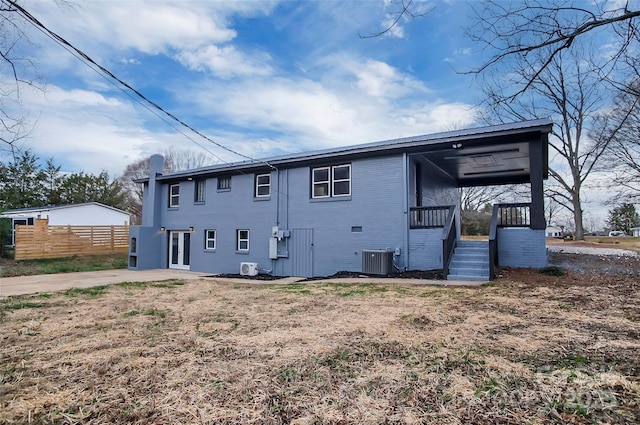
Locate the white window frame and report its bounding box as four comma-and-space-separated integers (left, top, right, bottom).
236, 229, 249, 252
169, 183, 180, 208
332, 164, 351, 197
195, 179, 206, 203
255, 173, 271, 197
205, 229, 216, 250
311, 164, 350, 198
312, 166, 331, 198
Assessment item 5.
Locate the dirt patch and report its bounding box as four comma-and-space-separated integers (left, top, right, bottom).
1, 257, 639, 424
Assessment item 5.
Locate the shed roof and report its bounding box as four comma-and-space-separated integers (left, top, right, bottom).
1, 202, 130, 216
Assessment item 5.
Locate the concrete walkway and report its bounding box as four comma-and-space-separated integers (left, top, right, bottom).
0, 269, 483, 297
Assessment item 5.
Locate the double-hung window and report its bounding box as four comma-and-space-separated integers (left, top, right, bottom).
236, 229, 249, 252
195, 180, 206, 203
169, 183, 180, 208
255, 173, 271, 197
205, 229, 216, 250
312, 164, 351, 198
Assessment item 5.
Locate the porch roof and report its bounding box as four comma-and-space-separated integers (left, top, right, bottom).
143, 118, 552, 187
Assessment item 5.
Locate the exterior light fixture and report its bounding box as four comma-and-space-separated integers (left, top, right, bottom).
160, 226, 166, 232
189, 226, 194, 232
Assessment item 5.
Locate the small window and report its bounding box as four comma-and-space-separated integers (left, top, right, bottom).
255, 173, 271, 197
195, 180, 206, 203
130, 237, 137, 253
311, 164, 350, 198
236, 229, 249, 252
218, 176, 231, 190
205, 229, 216, 250
169, 183, 180, 208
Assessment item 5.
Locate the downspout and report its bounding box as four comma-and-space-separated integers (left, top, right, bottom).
402, 153, 409, 271
273, 168, 280, 275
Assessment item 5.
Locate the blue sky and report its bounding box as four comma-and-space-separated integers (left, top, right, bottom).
12, 0, 481, 176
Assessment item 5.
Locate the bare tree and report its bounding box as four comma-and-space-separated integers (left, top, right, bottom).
597, 81, 640, 202
466, 0, 640, 100
478, 40, 620, 240
119, 148, 216, 223
0, 0, 42, 154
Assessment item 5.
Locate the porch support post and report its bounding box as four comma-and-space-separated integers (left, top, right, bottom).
529, 138, 546, 230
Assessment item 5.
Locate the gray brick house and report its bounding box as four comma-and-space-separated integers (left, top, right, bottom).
128, 118, 552, 280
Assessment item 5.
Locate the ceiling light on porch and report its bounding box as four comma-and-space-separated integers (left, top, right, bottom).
452, 143, 462, 149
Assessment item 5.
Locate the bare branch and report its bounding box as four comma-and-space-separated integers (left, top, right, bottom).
359, 0, 433, 39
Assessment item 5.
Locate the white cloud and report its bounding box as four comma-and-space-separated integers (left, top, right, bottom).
176, 45, 273, 78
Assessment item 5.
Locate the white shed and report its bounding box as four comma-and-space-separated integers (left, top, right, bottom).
631, 227, 640, 237
1, 202, 130, 226
2, 203, 130, 246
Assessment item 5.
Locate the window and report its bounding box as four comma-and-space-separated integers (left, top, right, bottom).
312, 167, 330, 198
236, 229, 249, 251
312, 164, 351, 198
194, 179, 206, 203
333, 165, 351, 196
218, 176, 231, 190
205, 229, 216, 250
255, 173, 271, 197
169, 183, 180, 207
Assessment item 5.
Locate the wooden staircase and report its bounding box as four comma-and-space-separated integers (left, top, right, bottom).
447, 240, 490, 281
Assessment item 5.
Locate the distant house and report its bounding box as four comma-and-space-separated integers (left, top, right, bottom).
2, 202, 130, 246
128, 119, 552, 281
631, 227, 640, 237
545, 226, 563, 238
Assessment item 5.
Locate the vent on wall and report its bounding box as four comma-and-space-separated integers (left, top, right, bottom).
362, 250, 393, 275
240, 262, 258, 276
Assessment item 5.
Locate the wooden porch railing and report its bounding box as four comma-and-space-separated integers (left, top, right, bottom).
410, 206, 452, 229
497, 202, 531, 227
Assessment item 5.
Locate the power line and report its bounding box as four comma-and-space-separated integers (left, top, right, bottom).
6, 0, 276, 170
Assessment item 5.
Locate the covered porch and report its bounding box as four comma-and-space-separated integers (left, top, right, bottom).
405, 119, 552, 280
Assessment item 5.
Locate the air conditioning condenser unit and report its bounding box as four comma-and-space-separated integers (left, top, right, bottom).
240, 262, 258, 276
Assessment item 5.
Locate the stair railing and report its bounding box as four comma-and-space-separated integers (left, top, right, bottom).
489, 204, 499, 280
441, 205, 457, 279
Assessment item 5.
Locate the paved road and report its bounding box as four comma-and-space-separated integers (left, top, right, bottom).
0, 269, 480, 297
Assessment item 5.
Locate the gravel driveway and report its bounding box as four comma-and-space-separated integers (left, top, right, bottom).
547, 244, 640, 278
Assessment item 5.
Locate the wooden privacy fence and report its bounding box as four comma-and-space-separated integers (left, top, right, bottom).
14, 218, 129, 260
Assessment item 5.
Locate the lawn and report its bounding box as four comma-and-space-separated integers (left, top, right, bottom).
0, 253, 128, 277
1, 270, 638, 424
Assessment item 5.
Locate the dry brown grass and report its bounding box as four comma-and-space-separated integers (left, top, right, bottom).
1, 273, 639, 424
547, 236, 640, 253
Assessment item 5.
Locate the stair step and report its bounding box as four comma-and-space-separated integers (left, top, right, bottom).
447, 274, 489, 281
450, 261, 489, 270
447, 240, 491, 281
453, 247, 489, 255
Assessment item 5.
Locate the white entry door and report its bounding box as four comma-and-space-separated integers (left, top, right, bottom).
169, 231, 191, 270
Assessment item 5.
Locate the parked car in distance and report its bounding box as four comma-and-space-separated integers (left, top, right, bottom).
608, 230, 626, 237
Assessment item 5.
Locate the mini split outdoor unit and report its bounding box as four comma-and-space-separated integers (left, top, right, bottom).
240, 262, 258, 276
